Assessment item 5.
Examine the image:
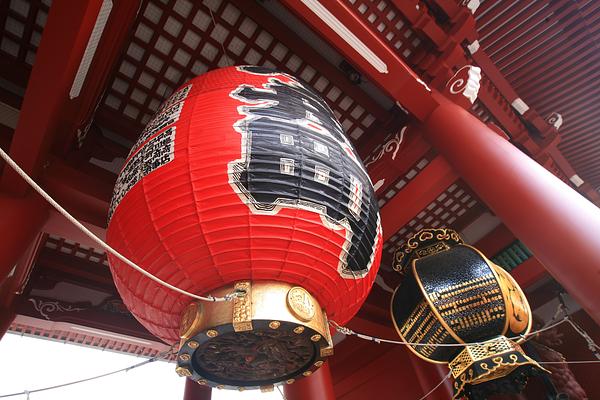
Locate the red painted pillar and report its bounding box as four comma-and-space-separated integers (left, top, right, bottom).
434, 364, 454, 398
183, 379, 211, 400
0, 194, 48, 285
284, 363, 336, 400
408, 352, 453, 400
422, 99, 600, 325
0, 294, 16, 341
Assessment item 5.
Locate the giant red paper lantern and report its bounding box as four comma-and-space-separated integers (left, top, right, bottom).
106, 66, 382, 389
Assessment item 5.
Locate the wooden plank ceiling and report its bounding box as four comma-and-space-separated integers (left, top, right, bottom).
0, 0, 597, 335
475, 0, 600, 191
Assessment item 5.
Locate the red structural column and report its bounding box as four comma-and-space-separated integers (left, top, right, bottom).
0, 194, 48, 284
1, 0, 140, 195
422, 99, 600, 325
0, 194, 46, 339
284, 363, 336, 400
408, 352, 453, 400
183, 379, 211, 400
0, 293, 16, 341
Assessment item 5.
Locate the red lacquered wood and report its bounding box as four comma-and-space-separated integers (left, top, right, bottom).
1, 0, 140, 195
0, 194, 47, 284
284, 362, 336, 400
0, 294, 16, 341
423, 99, 600, 325
183, 379, 211, 400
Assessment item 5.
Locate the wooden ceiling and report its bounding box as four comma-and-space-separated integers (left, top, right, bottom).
475, 0, 600, 191
0, 0, 597, 343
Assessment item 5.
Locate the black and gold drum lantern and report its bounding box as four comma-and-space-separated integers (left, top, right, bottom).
390, 229, 547, 399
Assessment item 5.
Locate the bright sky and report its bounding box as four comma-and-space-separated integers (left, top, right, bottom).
0, 333, 283, 400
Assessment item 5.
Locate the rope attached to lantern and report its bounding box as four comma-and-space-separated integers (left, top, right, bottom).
0, 345, 176, 398
557, 293, 600, 360
1, 304, 599, 399
2, 358, 599, 400
416, 372, 452, 400
329, 317, 569, 348
0, 147, 243, 303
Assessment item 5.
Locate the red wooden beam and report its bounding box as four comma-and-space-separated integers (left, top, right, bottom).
501, 5, 600, 77
423, 98, 600, 325
41, 159, 113, 228
471, 51, 521, 107
478, 2, 539, 44
539, 92, 600, 131
334, 346, 413, 399
409, 351, 454, 400
0, 193, 48, 284
506, 3, 600, 86
1, 0, 139, 195
328, 319, 440, 400
545, 123, 600, 156
2, 232, 45, 295
183, 379, 211, 400
477, 79, 525, 135
472, 223, 550, 289
521, 57, 600, 104
474, 224, 516, 256
0, 294, 16, 340
530, 68, 600, 114
231, 0, 391, 124
36, 247, 114, 291
280, 0, 438, 121
284, 362, 336, 400
475, 0, 510, 28
43, 210, 107, 249
366, 125, 432, 198
53, 0, 142, 155
380, 155, 458, 242
1, 1, 102, 194
488, 1, 578, 62
391, 0, 448, 49
330, 337, 387, 388
512, 257, 549, 290
432, 0, 463, 21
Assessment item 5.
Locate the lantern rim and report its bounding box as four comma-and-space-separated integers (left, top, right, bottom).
175, 280, 334, 389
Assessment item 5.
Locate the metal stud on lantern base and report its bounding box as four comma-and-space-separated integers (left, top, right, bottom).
175, 281, 334, 390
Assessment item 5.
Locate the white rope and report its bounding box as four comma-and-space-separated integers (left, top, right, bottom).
0, 147, 239, 303
539, 360, 600, 365
330, 316, 568, 348
2, 352, 598, 400
274, 366, 451, 400
565, 318, 600, 360
0, 346, 175, 398
276, 384, 287, 400
417, 372, 452, 400
207, 6, 233, 67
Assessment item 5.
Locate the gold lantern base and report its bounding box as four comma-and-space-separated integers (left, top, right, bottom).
175, 281, 333, 391
449, 336, 548, 399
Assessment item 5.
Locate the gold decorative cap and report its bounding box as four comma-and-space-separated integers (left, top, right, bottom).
175, 280, 333, 390
393, 228, 463, 274
449, 336, 548, 399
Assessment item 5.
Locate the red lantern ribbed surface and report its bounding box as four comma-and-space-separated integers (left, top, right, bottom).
107, 66, 382, 343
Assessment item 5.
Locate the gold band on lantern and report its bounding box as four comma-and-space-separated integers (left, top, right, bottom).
179, 281, 330, 341
176, 280, 333, 390
492, 264, 533, 341
462, 244, 533, 341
